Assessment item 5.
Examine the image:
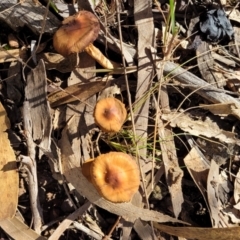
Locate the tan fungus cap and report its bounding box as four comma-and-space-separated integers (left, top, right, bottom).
93, 97, 127, 133
82, 152, 140, 203
53, 10, 100, 56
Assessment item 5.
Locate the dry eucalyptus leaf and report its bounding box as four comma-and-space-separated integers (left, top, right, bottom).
0, 47, 27, 63
154, 223, 240, 240
59, 126, 187, 225
184, 148, 210, 212
162, 112, 240, 146
134, 219, 156, 240
200, 103, 240, 117
158, 120, 184, 218
207, 160, 221, 227
227, 9, 240, 23
221, 206, 240, 224
234, 170, 240, 205
0, 217, 46, 240
38, 52, 78, 73
48, 81, 106, 108
211, 52, 235, 67
0, 102, 18, 220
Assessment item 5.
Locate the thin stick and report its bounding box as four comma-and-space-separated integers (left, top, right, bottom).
102, 216, 121, 240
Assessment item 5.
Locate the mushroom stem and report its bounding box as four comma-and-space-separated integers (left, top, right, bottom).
81, 159, 94, 182
85, 43, 121, 69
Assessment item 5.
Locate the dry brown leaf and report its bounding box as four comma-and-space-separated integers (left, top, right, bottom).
211, 52, 236, 67
134, 219, 156, 240
154, 223, 240, 240
207, 160, 221, 227
200, 103, 240, 117
162, 112, 240, 146
184, 148, 210, 212
0, 217, 46, 240
38, 52, 78, 73
158, 118, 184, 218
48, 81, 106, 107
0, 102, 18, 220
234, 170, 240, 206
0, 47, 27, 63
227, 9, 240, 23
59, 125, 187, 225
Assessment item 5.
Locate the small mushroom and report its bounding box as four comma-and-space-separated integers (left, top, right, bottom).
53, 10, 118, 69
82, 152, 140, 203
93, 97, 127, 133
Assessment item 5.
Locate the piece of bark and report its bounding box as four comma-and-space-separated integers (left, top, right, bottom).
20, 104, 43, 233
65, 52, 97, 165
21, 60, 52, 233
163, 61, 240, 120
134, 0, 155, 159
0, 0, 60, 34
196, 41, 226, 88
25, 60, 52, 151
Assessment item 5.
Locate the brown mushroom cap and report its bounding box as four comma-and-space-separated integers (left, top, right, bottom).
93, 97, 127, 133
83, 152, 140, 203
53, 10, 100, 56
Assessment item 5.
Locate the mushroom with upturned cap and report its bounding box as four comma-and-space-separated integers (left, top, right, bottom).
81, 152, 140, 203
93, 97, 127, 133
53, 10, 118, 69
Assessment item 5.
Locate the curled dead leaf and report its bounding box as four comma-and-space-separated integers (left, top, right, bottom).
0, 102, 18, 220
